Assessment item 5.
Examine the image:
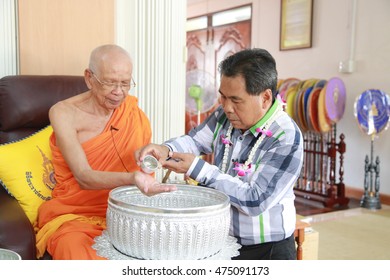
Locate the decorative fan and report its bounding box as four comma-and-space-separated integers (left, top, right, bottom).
185, 70, 218, 125
354, 89, 390, 136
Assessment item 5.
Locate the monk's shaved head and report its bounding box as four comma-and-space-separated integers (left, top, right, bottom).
89, 44, 132, 76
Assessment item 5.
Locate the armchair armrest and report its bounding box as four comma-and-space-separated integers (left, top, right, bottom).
0, 186, 37, 260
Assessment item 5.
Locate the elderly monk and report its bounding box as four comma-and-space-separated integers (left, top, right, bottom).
35, 44, 175, 260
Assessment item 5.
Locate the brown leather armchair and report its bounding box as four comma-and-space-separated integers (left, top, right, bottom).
0, 75, 88, 259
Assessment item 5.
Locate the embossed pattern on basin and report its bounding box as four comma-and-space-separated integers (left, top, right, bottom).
107, 184, 231, 260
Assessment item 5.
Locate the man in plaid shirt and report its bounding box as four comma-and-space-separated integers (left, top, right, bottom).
136, 48, 303, 260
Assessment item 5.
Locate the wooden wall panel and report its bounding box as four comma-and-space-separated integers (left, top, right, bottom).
18, 0, 114, 75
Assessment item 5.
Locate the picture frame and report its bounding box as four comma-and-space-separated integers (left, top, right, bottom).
280, 0, 313, 51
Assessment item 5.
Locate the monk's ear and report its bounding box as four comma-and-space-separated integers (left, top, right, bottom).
84, 69, 93, 89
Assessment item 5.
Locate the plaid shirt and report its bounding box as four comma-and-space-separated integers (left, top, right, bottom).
164, 100, 303, 245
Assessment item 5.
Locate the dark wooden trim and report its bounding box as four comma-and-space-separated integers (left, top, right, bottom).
346, 186, 390, 206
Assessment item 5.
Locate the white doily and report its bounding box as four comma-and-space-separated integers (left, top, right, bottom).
92, 230, 241, 260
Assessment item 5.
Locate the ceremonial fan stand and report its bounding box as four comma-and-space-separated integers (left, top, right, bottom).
360, 136, 381, 209
354, 89, 389, 210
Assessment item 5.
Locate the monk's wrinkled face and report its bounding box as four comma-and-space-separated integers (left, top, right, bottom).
88, 52, 133, 110
219, 75, 272, 131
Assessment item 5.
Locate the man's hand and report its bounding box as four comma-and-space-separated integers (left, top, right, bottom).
134, 171, 176, 196
162, 151, 196, 174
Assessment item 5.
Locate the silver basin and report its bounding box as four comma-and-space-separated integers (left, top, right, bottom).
106, 184, 231, 260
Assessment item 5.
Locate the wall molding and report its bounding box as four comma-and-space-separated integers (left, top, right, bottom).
346, 186, 390, 206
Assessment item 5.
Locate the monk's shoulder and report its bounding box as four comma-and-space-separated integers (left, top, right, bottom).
49, 99, 76, 121
49, 93, 91, 127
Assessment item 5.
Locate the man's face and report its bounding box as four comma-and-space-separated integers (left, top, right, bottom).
219, 75, 270, 131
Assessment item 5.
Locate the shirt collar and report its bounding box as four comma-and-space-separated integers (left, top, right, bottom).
249, 98, 280, 136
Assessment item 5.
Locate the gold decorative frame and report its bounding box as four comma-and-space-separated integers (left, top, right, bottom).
280, 0, 313, 51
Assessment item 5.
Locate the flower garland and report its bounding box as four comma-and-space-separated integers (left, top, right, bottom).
220, 102, 284, 176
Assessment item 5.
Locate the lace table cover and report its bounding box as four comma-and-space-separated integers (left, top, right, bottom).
92, 230, 241, 260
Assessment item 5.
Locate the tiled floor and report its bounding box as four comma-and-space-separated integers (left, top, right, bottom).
296, 200, 390, 260
302, 203, 390, 224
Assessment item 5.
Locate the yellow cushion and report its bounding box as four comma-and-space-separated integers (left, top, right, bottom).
0, 126, 55, 224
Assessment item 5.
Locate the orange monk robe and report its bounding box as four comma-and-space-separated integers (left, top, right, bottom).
35, 95, 151, 259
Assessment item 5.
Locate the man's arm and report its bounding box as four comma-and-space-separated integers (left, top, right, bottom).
186, 126, 304, 216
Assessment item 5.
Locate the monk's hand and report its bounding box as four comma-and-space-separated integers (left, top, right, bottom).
134, 171, 176, 196
162, 151, 196, 174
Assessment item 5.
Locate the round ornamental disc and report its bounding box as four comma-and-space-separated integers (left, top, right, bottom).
303, 86, 314, 131
313, 79, 327, 89
277, 79, 284, 91
286, 85, 298, 119
354, 89, 390, 136
278, 78, 300, 100
325, 77, 347, 123
309, 87, 322, 133
318, 87, 332, 133
295, 88, 307, 132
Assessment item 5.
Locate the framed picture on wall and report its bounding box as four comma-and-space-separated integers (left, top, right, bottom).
280, 0, 313, 51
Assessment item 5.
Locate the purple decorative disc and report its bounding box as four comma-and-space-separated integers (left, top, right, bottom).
325, 77, 346, 122
354, 89, 390, 136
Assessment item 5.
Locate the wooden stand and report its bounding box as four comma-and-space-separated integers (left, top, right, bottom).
294, 220, 310, 260
294, 124, 349, 207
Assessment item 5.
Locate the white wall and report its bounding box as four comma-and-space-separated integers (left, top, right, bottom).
116, 0, 187, 182
188, 0, 390, 195
0, 0, 18, 77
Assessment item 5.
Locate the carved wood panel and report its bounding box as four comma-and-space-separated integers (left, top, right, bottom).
186, 20, 251, 135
